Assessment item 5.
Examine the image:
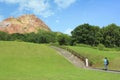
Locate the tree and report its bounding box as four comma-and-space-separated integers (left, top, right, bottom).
36, 30, 57, 43
24, 32, 37, 42
101, 23, 120, 47
10, 33, 25, 41
23, 30, 57, 43
57, 34, 71, 45
0, 31, 10, 41
71, 23, 102, 46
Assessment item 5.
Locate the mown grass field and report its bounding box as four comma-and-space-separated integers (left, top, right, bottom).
0, 41, 119, 80
67, 45, 120, 70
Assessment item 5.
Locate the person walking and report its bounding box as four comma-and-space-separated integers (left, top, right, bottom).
104, 57, 109, 70
85, 58, 89, 67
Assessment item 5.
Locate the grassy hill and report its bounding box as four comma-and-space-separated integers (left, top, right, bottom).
67, 45, 120, 70
0, 41, 119, 80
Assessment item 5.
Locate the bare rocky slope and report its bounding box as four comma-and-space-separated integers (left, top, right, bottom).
0, 14, 51, 34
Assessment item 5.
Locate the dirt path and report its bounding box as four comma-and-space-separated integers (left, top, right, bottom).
51, 46, 120, 74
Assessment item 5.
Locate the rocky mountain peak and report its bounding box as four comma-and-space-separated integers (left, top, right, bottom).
0, 14, 51, 34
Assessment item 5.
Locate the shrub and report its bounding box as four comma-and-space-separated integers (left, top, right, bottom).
98, 44, 105, 50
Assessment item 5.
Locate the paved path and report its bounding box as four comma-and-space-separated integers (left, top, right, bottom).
51, 46, 86, 68
88, 68, 120, 73
51, 46, 120, 74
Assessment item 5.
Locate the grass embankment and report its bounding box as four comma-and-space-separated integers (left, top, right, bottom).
67, 45, 120, 70
0, 41, 119, 80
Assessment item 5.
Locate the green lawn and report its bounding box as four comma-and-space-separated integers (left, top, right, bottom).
0, 41, 119, 80
67, 45, 120, 70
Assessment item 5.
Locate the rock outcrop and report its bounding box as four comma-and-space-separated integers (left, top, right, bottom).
0, 14, 51, 34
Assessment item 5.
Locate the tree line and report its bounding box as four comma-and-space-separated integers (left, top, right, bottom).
71, 23, 120, 47
0, 30, 71, 45
0, 23, 120, 48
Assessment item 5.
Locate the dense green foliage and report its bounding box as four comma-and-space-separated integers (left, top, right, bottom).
57, 34, 71, 45
0, 31, 10, 40
71, 23, 120, 47
71, 24, 102, 46
0, 30, 57, 43
0, 41, 119, 80
0, 23, 120, 48
101, 24, 120, 47
0, 30, 71, 45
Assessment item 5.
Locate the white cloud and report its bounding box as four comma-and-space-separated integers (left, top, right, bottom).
18, 0, 54, 17
55, 20, 60, 23
0, 0, 20, 4
0, 0, 54, 17
54, 0, 76, 8
64, 28, 73, 35
0, 0, 77, 17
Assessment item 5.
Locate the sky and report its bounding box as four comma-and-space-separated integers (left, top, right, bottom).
0, 0, 120, 35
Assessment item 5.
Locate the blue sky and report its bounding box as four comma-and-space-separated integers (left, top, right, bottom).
0, 0, 120, 34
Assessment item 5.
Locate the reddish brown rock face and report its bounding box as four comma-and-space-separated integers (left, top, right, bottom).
0, 14, 51, 34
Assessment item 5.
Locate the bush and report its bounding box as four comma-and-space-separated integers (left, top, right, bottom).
98, 44, 105, 50
57, 34, 71, 45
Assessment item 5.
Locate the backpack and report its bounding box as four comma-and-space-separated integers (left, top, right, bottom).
106, 59, 109, 65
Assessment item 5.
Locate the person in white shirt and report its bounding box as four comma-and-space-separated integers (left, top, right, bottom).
85, 58, 89, 67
